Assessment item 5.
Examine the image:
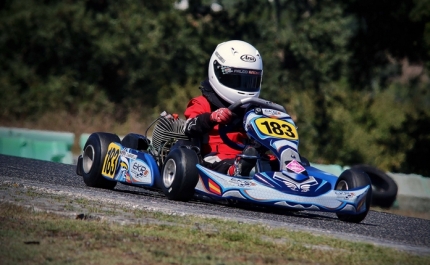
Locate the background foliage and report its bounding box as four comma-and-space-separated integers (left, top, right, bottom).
0, 0, 429, 176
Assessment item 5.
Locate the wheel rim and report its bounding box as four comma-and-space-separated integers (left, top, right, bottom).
336, 180, 349, 190
82, 145, 95, 174
163, 159, 176, 188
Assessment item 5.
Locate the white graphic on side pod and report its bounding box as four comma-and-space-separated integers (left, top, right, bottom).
273, 172, 318, 192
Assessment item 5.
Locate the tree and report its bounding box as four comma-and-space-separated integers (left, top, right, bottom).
345, 0, 430, 90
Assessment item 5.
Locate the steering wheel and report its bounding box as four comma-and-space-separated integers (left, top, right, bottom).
218, 98, 286, 151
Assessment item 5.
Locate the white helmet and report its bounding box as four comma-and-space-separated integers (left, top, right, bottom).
208, 40, 263, 104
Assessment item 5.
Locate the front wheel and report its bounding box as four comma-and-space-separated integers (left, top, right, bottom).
335, 169, 372, 223
162, 147, 199, 201
80, 132, 121, 189
351, 165, 398, 208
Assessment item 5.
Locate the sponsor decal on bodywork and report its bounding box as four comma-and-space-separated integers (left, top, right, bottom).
120, 149, 137, 160
228, 178, 256, 188
273, 172, 318, 192
208, 178, 222, 195
285, 160, 306, 173
117, 157, 132, 183
335, 191, 356, 200
129, 159, 151, 184
261, 108, 291, 119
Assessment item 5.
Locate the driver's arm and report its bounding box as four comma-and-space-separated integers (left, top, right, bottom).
184, 98, 214, 138
184, 98, 232, 138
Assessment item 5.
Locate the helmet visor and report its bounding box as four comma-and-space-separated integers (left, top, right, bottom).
214, 60, 262, 92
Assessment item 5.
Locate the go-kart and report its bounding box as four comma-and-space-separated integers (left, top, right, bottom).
76, 97, 372, 223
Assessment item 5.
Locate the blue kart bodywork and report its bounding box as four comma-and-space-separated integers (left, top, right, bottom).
78, 98, 371, 222
195, 164, 369, 214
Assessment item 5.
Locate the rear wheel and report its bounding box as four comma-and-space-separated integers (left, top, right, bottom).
162, 147, 199, 201
335, 169, 372, 223
81, 132, 121, 189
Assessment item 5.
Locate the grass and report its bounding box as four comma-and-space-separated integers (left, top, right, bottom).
0, 198, 429, 265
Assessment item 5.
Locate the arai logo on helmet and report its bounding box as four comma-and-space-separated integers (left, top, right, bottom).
240, 54, 256, 62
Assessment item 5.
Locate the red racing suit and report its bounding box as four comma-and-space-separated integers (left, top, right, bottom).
184, 95, 246, 160
184, 77, 252, 160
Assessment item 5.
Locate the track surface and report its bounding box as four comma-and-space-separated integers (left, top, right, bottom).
1, 154, 429, 255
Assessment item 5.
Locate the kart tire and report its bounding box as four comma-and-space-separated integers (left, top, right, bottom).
351, 165, 398, 208
299, 155, 310, 167
81, 132, 120, 190
162, 147, 199, 201
121, 133, 150, 151
335, 169, 372, 223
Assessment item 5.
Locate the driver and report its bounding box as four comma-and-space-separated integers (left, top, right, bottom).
184, 40, 262, 178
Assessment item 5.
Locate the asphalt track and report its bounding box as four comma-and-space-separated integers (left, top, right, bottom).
1, 154, 429, 255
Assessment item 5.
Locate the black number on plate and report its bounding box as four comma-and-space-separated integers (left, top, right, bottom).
102, 144, 120, 178
257, 118, 298, 140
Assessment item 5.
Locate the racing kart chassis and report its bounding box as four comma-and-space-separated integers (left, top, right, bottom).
76, 98, 372, 223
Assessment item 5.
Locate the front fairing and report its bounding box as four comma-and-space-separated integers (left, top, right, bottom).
244, 108, 301, 168
194, 107, 370, 214
195, 164, 369, 214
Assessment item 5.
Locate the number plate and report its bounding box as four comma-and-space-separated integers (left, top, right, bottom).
102, 142, 121, 179
255, 118, 298, 140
